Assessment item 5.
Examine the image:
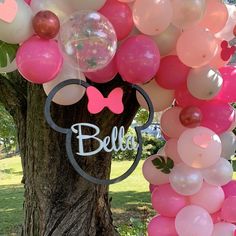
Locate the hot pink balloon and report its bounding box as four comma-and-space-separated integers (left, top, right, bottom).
200, 100, 235, 134
99, 0, 133, 40
221, 196, 236, 223
116, 35, 160, 84
222, 181, 236, 198
16, 36, 63, 84
190, 182, 225, 214
155, 55, 190, 89
175, 205, 214, 236
148, 215, 178, 236
84, 57, 118, 83
160, 107, 187, 138
217, 66, 236, 103
164, 139, 182, 164
152, 184, 188, 217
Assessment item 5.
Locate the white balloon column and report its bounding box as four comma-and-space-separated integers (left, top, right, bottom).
0, 0, 236, 235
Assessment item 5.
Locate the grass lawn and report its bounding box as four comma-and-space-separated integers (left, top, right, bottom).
0, 156, 153, 235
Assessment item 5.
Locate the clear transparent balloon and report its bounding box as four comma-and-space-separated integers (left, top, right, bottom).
58, 11, 117, 72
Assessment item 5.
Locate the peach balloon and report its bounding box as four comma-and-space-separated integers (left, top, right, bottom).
176, 27, 218, 68
133, 0, 173, 35
165, 139, 182, 164
171, 0, 206, 29
190, 182, 225, 214
199, 0, 228, 33
136, 80, 175, 112
142, 155, 170, 185
177, 127, 222, 169
160, 107, 187, 138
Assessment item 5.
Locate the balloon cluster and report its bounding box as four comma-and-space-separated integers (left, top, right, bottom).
0, 0, 236, 235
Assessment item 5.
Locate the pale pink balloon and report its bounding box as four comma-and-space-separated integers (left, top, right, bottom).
177, 126, 221, 169
222, 181, 236, 198
176, 27, 218, 68
148, 215, 178, 236
221, 196, 236, 223
175, 205, 214, 236
190, 182, 225, 214
133, 0, 173, 35
142, 155, 170, 185
136, 80, 175, 112
164, 139, 182, 164
152, 184, 188, 217
84, 57, 117, 83
212, 222, 236, 236
160, 107, 187, 138
199, 0, 228, 33
171, 0, 206, 29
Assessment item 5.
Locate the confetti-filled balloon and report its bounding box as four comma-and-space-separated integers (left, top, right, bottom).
58, 11, 117, 72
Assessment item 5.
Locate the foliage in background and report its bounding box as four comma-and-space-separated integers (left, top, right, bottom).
0, 41, 18, 67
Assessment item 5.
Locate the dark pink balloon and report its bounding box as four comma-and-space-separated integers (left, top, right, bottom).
221, 196, 236, 223
175, 84, 206, 108
222, 181, 236, 198
156, 55, 190, 89
148, 215, 178, 236
84, 57, 118, 83
199, 100, 234, 134
99, 0, 133, 40
149, 184, 158, 193
217, 66, 236, 103
116, 35, 160, 84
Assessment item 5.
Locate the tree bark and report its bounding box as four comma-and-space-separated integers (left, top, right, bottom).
0, 73, 139, 236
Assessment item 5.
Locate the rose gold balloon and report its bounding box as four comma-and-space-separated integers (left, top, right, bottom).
179, 106, 202, 128
33, 10, 60, 39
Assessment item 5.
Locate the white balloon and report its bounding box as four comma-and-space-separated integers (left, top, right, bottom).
0, 0, 33, 44
212, 222, 236, 236
220, 132, 236, 160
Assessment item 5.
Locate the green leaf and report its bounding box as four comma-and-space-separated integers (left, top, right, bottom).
151, 155, 175, 174
167, 157, 174, 169
0, 41, 18, 67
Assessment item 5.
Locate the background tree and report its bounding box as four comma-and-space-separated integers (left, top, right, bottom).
0, 42, 139, 235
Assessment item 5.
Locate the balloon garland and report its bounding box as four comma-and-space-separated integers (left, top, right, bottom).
0, 0, 236, 235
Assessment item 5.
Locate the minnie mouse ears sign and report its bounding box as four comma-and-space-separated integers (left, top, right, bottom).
44, 79, 154, 185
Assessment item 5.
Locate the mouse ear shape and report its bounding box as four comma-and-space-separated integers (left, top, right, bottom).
44, 79, 90, 134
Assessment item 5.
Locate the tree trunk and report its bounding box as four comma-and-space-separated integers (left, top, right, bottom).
0, 73, 139, 236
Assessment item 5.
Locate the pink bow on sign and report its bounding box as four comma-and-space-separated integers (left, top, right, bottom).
86, 86, 124, 114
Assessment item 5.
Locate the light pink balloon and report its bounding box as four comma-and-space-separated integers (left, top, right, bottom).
148, 215, 178, 236
177, 126, 221, 169
212, 222, 236, 236
84, 56, 117, 83
199, 0, 228, 33
175, 205, 214, 236
152, 184, 188, 217
16, 36, 63, 84
190, 182, 225, 214
142, 155, 170, 185
133, 0, 173, 35
116, 35, 160, 84
164, 139, 182, 164
160, 107, 187, 138
221, 196, 236, 223
176, 27, 218, 68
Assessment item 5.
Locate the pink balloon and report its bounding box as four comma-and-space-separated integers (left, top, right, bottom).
16, 36, 63, 84
155, 55, 190, 89
216, 66, 236, 103
199, 100, 235, 134
199, 0, 228, 33
211, 211, 222, 224
24, 0, 31, 5
221, 196, 236, 223
84, 56, 117, 83
164, 139, 182, 164
176, 27, 218, 68
175, 205, 214, 236
149, 184, 158, 193
116, 35, 160, 84
222, 181, 236, 198
142, 155, 170, 185
177, 126, 221, 169
160, 107, 187, 138
99, 0, 133, 40
152, 184, 188, 217
175, 84, 206, 108
212, 222, 236, 236
148, 215, 177, 236
190, 182, 225, 214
